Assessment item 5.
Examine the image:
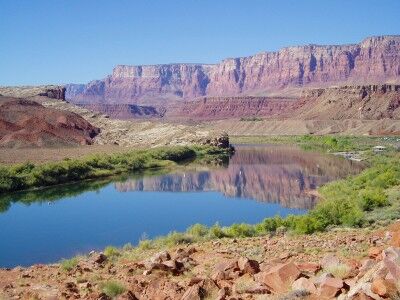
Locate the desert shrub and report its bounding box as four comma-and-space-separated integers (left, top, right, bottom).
0, 166, 27, 192
0, 145, 222, 193
311, 197, 364, 228
208, 223, 226, 239
187, 223, 209, 237
138, 239, 152, 251
358, 188, 388, 211
10, 162, 35, 174
240, 117, 263, 121
60, 257, 79, 271
101, 281, 126, 298
324, 263, 351, 279
225, 223, 256, 238
125, 155, 146, 170
255, 216, 284, 234
162, 231, 194, 246
150, 146, 196, 162
104, 246, 120, 258
291, 215, 324, 234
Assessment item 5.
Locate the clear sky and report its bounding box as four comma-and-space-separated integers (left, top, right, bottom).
1, 0, 399, 86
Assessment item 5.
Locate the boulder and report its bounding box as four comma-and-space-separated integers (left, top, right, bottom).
319, 277, 344, 298
116, 291, 138, 300
371, 278, 397, 298
321, 254, 340, 269
211, 270, 229, 281
255, 261, 301, 293
292, 277, 317, 294
237, 257, 260, 275
297, 262, 321, 275
149, 251, 171, 264
383, 257, 400, 281
181, 285, 201, 300
91, 252, 107, 264
368, 247, 383, 259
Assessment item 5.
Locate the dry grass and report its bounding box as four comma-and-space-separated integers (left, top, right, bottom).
324, 263, 352, 279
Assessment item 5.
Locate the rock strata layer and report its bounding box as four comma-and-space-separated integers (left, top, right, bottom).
66, 35, 400, 104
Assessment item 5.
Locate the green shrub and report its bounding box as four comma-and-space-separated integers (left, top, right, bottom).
101, 281, 126, 298
0, 145, 223, 193
208, 223, 226, 238
225, 223, 256, 238
0, 166, 26, 192
358, 188, 388, 211
138, 239, 152, 251
163, 231, 193, 246
187, 223, 209, 237
104, 246, 120, 258
254, 216, 284, 234
60, 257, 79, 271
290, 215, 324, 234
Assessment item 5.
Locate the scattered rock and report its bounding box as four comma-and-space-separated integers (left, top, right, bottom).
292, 277, 317, 294
237, 257, 260, 275
319, 277, 344, 298
368, 247, 383, 259
255, 261, 301, 293
92, 252, 107, 264
116, 291, 138, 300
371, 278, 397, 298
297, 262, 321, 275
149, 251, 171, 264
181, 285, 201, 300
321, 254, 341, 269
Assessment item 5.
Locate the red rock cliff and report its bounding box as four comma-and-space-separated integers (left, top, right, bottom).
66, 35, 400, 104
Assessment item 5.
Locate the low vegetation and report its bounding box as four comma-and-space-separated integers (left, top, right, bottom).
231, 134, 397, 152
0, 145, 230, 194
239, 116, 263, 122
101, 281, 126, 298
60, 257, 79, 271
107, 136, 399, 255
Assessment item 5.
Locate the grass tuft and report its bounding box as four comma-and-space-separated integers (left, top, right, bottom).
60, 257, 79, 271
101, 281, 126, 298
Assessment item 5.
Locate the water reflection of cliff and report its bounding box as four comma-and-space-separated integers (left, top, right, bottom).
115, 145, 364, 209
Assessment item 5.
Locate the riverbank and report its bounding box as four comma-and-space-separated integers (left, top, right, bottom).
2, 220, 400, 299
1, 135, 399, 299
0, 145, 232, 194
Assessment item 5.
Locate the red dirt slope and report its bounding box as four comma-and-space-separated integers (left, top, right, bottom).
0, 96, 100, 148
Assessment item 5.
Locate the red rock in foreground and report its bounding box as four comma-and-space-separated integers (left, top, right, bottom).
2, 223, 400, 299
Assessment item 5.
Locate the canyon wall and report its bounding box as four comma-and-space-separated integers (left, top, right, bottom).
66, 35, 400, 104
288, 84, 400, 120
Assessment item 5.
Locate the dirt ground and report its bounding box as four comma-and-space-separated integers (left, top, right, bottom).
0, 145, 141, 165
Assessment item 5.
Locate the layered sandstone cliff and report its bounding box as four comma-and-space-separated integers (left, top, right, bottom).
288, 84, 400, 120
78, 103, 164, 119
66, 35, 400, 104
0, 85, 66, 100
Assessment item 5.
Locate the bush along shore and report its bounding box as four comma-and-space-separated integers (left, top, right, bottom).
1, 136, 400, 299
0, 145, 232, 194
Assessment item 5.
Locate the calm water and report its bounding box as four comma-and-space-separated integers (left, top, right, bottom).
0, 145, 364, 267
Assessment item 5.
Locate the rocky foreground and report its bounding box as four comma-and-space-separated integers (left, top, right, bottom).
2, 222, 400, 299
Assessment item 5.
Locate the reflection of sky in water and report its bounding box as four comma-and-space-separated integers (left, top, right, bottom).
0, 145, 363, 267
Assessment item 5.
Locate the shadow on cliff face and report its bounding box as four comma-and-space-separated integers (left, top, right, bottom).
114, 145, 365, 209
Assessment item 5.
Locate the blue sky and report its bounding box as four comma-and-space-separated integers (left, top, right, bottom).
0, 0, 399, 85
